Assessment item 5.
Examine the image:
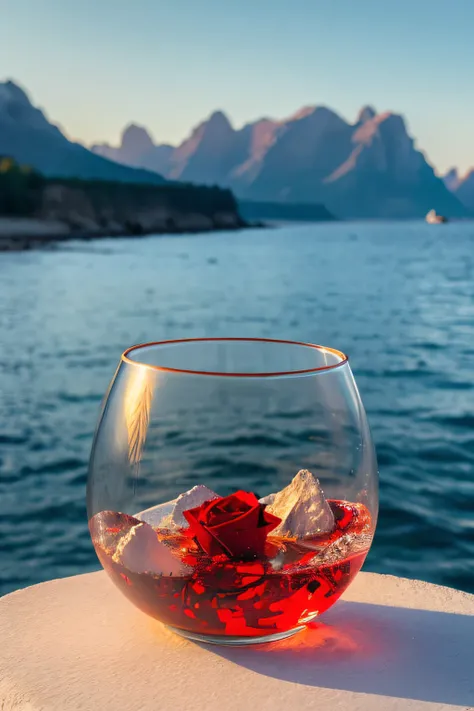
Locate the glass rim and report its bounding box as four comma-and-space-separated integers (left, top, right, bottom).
121, 338, 349, 378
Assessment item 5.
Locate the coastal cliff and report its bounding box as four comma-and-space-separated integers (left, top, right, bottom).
0, 158, 246, 251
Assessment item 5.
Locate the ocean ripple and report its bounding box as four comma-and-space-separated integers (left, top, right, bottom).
1, 221, 474, 596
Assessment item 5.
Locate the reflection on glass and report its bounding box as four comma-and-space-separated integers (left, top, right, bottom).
87, 339, 378, 645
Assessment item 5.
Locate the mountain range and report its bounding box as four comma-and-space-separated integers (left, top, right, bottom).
442, 167, 474, 212
0, 80, 165, 185
0, 78, 471, 220
93, 106, 468, 219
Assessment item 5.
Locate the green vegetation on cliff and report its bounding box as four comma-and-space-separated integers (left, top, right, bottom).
56, 176, 240, 222
0, 157, 44, 216
0, 157, 245, 240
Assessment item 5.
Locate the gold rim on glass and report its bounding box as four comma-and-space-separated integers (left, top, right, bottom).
122, 337, 348, 378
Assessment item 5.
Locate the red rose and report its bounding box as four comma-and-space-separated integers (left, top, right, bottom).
183, 491, 281, 560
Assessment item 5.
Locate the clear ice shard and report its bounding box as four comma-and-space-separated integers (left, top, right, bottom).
135, 485, 219, 530
260, 469, 335, 539
112, 520, 190, 576
134, 500, 176, 528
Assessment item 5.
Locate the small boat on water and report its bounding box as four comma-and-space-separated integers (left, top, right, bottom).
426, 209, 448, 224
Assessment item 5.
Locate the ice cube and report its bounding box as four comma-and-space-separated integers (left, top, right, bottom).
112, 520, 190, 576
135, 499, 177, 528
168, 485, 219, 528
260, 469, 335, 539
135, 485, 219, 530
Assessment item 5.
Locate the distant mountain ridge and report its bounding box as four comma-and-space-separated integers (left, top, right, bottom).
93, 105, 467, 219
95, 123, 174, 176
1, 79, 468, 219
0, 80, 166, 184
443, 167, 474, 212
443, 168, 461, 193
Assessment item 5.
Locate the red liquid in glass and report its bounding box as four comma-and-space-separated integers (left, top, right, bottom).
91, 500, 372, 639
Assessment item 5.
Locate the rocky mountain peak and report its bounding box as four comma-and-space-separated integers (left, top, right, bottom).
0, 78, 167, 184
453, 168, 474, 212
290, 105, 345, 126
121, 123, 155, 154
0, 80, 31, 105
203, 110, 233, 136
353, 110, 406, 143
356, 105, 377, 123
0, 79, 60, 136
84, 95, 467, 219
443, 167, 460, 192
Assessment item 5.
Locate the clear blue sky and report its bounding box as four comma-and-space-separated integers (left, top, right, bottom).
1, 0, 473, 174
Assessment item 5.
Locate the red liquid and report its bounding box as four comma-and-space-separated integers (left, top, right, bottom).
91, 500, 372, 639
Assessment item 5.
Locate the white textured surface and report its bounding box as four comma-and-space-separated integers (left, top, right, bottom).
1, 571, 473, 711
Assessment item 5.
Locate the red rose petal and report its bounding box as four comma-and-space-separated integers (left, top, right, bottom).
183, 490, 281, 560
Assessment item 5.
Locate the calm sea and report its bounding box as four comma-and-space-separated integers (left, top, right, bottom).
1, 221, 473, 597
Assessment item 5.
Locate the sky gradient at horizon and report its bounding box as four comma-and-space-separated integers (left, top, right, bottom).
1, 0, 473, 174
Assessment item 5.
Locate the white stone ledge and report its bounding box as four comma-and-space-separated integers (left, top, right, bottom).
1, 571, 473, 711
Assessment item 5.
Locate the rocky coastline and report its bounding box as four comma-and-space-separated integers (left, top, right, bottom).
0, 210, 247, 252
0, 165, 248, 252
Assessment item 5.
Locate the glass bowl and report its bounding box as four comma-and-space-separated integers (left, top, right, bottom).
87, 338, 378, 645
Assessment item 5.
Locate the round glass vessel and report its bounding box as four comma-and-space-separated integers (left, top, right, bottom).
87, 338, 378, 645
